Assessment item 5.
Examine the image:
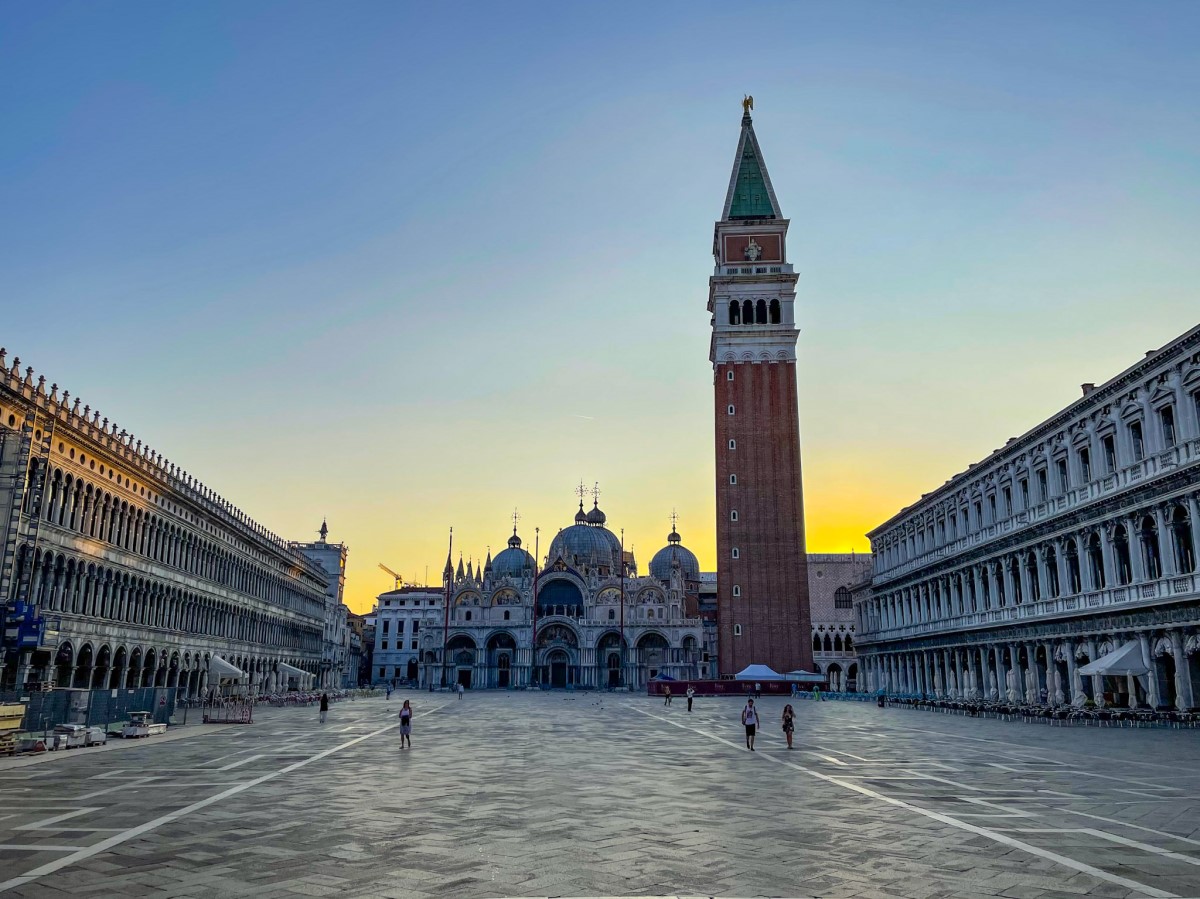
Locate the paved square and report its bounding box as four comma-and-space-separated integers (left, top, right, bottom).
1, 693, 1199, 898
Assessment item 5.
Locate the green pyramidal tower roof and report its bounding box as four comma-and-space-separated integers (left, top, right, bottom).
722, 112, 782, 221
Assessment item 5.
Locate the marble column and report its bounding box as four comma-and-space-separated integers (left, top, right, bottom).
1100, 525, 1118, 588
1024, 642, 1039, 703
1127, 517, 1148, 582
1169, 629, 1194, 710
1064, 640, 1080, 706
1138, 631, 1160, 708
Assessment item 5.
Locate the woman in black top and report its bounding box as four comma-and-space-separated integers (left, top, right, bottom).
781, 704, 795, 749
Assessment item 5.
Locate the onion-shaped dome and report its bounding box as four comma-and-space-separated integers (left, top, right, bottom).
548, 522, 623, 571
649, 529, 700, 583
586, 502, 607, 526
574, 503, 588, 524
491, 529, 534, 579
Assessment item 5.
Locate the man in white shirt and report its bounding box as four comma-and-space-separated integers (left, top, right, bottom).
741, 699, 759, 751
686, 686, 695, 712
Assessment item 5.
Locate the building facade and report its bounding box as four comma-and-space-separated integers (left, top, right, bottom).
0, 349, 329, 695
807, 553, 872, 691
856, 327, 1200, 709
378, 499, 706, 690
370, 586, 443, 685
292, 521, 355, 688
710, 105, 813, 676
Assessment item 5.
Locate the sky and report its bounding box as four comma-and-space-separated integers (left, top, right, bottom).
2, 3, 1199, 614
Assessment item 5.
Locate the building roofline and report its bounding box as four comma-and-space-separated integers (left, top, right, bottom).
867, 323, 1200, 538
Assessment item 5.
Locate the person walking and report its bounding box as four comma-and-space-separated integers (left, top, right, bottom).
741, 698, 759, 751
398, 700, 413, 748
754, 681, 762, 699
686, 686, 695, 712
457, 682, 464, 700
663, 685, 672, 706
781, 703, 795, 749
813, 686, 821, 702
319, 692, 329, 724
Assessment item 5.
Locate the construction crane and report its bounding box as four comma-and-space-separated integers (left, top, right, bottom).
378, 563, 405, 591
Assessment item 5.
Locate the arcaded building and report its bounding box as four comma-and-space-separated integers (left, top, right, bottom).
0, 349, 332, 695
856, 326, 1200, 708
807, 553, 872, 691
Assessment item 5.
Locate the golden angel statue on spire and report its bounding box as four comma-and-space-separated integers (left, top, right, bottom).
742, 94, 754, 114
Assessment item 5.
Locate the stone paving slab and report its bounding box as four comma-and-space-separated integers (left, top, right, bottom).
0, 693, 1199, 898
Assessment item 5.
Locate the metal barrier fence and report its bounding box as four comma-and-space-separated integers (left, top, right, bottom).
0, 687, 177, 734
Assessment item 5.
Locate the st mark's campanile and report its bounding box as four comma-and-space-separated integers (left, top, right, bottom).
710, 100, 813, 676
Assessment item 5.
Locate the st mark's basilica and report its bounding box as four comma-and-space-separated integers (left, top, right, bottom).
371, 489, 710, 692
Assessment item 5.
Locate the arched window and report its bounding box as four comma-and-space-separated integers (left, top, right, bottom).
1065, 540, 1082, 593
730, 510, 738, 521
823, 634, 833, 653
729, 474, 737, 485
833, 634, 843, 652
732, 585, 741, 597
728, 404, 735, 415
742, 300, 753, 323
1113, 525, 1132, 584
834, 587, 852, 609
731, 547, 740, 559
769, 299, 780, 323
1171, 506, 1195, 573
733, 624, 742, 636
729, 303, 740, 325
845, 635, 853, 651
1141, 515, 1162, 579
728, 439, 736, 450
812, 633, 821, 652
726, 370, 734, 381
1087, 533, 1105, 589
755, 300, 767, 324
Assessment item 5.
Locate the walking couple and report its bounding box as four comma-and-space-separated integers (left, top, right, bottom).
740, 700, 797, 751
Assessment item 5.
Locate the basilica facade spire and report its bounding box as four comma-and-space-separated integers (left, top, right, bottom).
709, 102, 813, 676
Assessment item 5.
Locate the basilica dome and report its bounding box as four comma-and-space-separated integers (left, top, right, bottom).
547, 503, 623, 572
649, 528, 700, 583
491, 529, 534, 579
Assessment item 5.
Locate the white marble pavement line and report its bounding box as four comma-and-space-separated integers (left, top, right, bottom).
632, 707, 1179, 899
0, 702, 449, 895
1057, 808, 1200, 848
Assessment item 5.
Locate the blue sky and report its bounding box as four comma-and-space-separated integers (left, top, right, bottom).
3, 3, 1198, 610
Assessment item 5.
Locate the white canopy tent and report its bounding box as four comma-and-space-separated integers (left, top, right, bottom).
277, 662, 311, 689
207, 655, 246, 698
785, 670, 825, 683
208, 655, 245, 681
1078, 640, 1149, 677
734, 664, 784, 681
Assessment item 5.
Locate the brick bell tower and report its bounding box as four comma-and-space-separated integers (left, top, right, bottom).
710, 99, 813, 676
